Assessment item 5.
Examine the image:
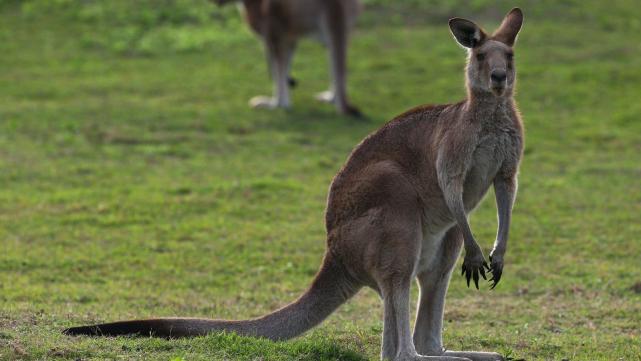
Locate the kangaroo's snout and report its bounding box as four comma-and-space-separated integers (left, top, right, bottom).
490, 69, 507, 83
490, 69, 507, 95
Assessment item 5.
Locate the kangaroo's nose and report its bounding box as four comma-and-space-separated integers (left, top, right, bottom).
491, 70, 507, 83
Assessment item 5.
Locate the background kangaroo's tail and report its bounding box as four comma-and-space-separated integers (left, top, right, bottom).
64, 254, 359, 341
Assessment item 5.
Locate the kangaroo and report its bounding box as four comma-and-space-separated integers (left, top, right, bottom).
216, 0, 362, 116
65, 8, 524, 361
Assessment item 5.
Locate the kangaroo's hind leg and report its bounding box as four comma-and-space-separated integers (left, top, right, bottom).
380, 273, 472, 361
413, 226, 503, 361
370, 215, 471, 361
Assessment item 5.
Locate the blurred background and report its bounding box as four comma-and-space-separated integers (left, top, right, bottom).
0, 0, 640, 360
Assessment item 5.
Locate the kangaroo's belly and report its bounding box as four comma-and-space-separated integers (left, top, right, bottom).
416, 228, 450, 275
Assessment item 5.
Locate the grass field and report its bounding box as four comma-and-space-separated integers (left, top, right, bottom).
1, 1, 641, 360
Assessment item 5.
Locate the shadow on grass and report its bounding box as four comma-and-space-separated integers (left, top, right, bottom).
102, 331, 368, 361
250, 107, 382, 142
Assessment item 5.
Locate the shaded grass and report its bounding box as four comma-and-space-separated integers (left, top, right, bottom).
1, 1, 641, 360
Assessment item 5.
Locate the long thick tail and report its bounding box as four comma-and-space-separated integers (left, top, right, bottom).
64, 254, 359, 341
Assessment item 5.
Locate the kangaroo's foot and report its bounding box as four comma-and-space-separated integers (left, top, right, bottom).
392, 353, 471, 361
442, 351, 503, 361
315, 90, 334, 103
339, 103, 362, 118
249, 96, 289, 109
315, 90, 362, 117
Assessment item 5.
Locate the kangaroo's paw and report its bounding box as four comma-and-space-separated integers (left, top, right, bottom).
461, 247, 489, 289
443, 350, 503, 361
249, 96, 289, 109
488, 251, 504, 289
315, 90, 334, 103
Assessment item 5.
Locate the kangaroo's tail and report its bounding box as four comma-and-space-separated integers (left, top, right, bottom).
64, 254, 359, 341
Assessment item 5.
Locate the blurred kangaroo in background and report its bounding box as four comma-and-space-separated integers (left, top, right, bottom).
66, 8, 524, 361
216, 0, 362, 116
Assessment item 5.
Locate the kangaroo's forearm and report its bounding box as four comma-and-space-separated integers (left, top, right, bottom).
437, 152, 480, 251
493, 176, 517, 254
442, 185, 477, 249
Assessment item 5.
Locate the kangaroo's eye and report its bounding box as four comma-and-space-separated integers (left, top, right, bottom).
507, 53, 514, 61
476, 53, 485, 61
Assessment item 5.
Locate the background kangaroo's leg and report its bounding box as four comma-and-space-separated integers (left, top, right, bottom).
263, 43, 296, 90
250, 25, 295, 109
413, 227, 503, 361
320, 0, 361, 117
315, 14, 336, 104
250, 40, 294, 109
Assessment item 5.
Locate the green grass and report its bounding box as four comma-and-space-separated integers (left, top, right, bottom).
1, 1, 641, 360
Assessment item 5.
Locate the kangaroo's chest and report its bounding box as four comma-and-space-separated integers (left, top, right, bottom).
463, 122, 518, 211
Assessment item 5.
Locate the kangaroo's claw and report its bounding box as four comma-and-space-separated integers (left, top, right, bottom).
462, 255, 487, 290
488, 255, 504, 289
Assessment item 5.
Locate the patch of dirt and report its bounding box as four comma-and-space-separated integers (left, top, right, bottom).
9, 342, 27, 357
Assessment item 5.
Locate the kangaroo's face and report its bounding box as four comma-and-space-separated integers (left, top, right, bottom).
449, 8, 523, 98
469, 41, 514, 96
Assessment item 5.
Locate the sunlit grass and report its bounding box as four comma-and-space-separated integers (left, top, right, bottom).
1, 1, 640, 360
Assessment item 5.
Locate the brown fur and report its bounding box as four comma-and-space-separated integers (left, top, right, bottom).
65, 8, 525, 361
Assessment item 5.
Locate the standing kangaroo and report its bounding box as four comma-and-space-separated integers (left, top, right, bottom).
66, 9, 524, 361
216, 0, 362, 116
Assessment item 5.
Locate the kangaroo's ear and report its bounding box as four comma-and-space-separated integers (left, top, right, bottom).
449, 18, 486, 48
493, 8, 523, 46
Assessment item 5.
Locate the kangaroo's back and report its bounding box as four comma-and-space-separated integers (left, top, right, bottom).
325, 103, 464, 232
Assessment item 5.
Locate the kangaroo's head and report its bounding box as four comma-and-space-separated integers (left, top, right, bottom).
449, 8, 523, 98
